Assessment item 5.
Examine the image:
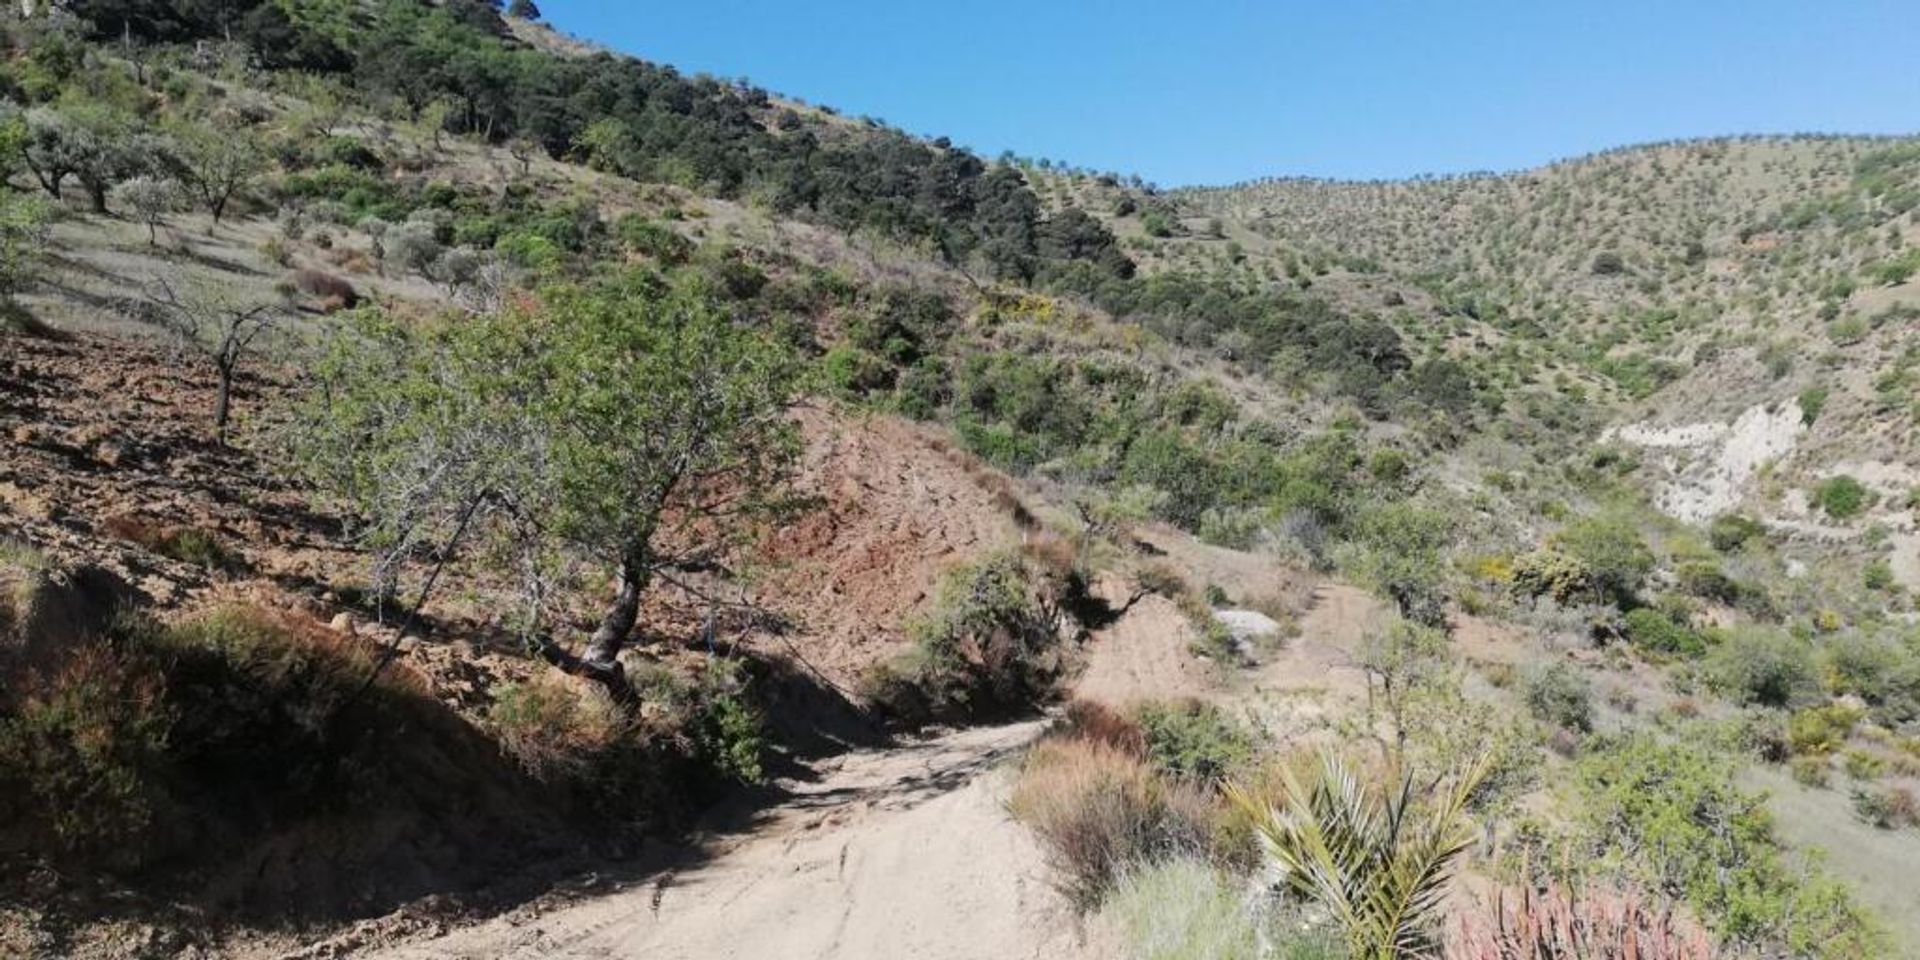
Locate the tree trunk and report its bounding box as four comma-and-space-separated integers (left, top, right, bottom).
584, 555, 646, 666
213, 362, 233, 442
533, 550, 650, 706
86, 182, 108, 214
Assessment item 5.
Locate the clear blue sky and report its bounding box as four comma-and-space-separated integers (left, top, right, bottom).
534, 1, 1920, 187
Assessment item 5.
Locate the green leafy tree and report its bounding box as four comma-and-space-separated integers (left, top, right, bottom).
1357, 620, 1451, 761
1341, 503, 1453, 627
21, 105, 147, 213
296, 275, 805, 703
166, 122, 266, 226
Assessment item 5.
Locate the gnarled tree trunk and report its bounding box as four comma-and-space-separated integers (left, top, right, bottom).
538, 548, 648, 706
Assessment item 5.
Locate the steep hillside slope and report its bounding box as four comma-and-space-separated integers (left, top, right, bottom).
4, 4, 1920, 959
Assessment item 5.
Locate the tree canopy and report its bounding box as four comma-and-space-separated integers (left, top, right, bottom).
296, 272, 806, 701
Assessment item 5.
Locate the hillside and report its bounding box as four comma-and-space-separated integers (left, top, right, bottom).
2, 3, 1919, 960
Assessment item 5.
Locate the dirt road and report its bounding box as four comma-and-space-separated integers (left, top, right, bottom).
363, 721, 1094, 960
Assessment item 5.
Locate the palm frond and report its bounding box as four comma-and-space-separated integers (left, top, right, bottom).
1230, 751, 1492, 959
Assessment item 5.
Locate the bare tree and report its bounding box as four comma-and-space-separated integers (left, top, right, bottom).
141, 275, 279, 441
508, 137, 537, 176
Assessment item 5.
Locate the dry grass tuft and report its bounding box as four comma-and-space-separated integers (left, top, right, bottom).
1008, 733, 1211, 908
1058, 698, 1147, 757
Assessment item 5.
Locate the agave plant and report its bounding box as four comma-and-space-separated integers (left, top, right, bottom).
1227, 752, 1491, 960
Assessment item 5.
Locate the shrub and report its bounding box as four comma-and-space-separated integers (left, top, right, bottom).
1707, 513, 1764, 552
1522, 661, 1593, 732
1573, 735, 1879, 957
633, 658, 767, 785
1674, 561, 1739, 605
382, 220, 442, 274
1188, 617, 1243, 664
1841, 748, 1883, 781
1850, 785, 1919, 829
1448, 882, 1719, 960
1553, 516, 1653, 605
1702, 628, 1818, 708
1008, 736, 1207, 907
614, 215, 693, 264
1510, 549, 1593, 604
1812, 476, 1872, 520
1100, 857, 1262, 960
1591, 251, 1625, 275
1786, 704, 1862, 756
1818, 631, 1920, 718
864, 552, 1072, 724
820, 344, 893, 396
291, 268, 360, 308
0, 641, 170, 863
2, 603, 443, 871
1623, 608, 1705, 658
1135, 700, 1255, 782
490, 673, 630, 783
1789, 754, 1830, 788
1797, 385, 1830, 425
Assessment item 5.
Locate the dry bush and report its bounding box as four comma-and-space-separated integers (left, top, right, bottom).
1058, 698, 1147, 757
322, 247, 376, 274
291, 268, 360, 309
100, 515, 240, 571
490, 672, 632, 782
1135, 560, 1195, 602
1008, 736, 1210, 907
1021, 529, 1077, 578
2, 602, 432, 870
1449, 883, 1720, 959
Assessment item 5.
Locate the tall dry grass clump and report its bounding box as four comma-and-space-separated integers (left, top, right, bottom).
1008, 734, 1211, 907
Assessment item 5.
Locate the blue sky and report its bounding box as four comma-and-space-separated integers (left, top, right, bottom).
533, 1, 1920, 187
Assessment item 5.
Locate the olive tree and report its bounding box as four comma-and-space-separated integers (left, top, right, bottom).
167, 122, 266, 226
113, 175, 182, 245
295, 274, 804, 702
21, 105, 147, 213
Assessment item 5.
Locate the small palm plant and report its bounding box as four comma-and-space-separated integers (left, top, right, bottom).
1227, 752, 1491, 959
